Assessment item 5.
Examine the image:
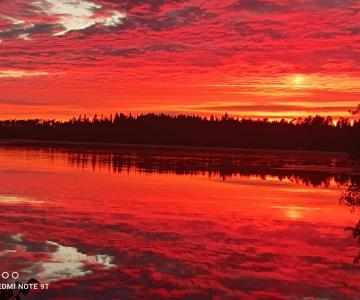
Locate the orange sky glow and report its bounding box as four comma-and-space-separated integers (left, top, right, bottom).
0, 0, 360, 120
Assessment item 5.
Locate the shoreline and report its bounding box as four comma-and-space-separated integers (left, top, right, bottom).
0, 138, 349, 157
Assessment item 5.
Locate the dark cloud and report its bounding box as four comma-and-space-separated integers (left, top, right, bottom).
230, 0, 358, 13
312, 0, 357, 9
129, 6, 213, 31
0, 23, 63, 39
234, 21, 286, 40
231, 0, 284, 13
68, 5, 212, 37
97, 0, 181, 11
107, 43, 187, 56
349, 27, 360, 35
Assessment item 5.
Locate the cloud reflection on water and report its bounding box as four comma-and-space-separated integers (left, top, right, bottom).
0, 195, 42, 204
0, 233, 115, 284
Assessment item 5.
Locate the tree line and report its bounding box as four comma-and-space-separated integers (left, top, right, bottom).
0, 113, 359, 154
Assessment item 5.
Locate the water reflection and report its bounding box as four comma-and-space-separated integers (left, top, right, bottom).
0, 195, 42, 204
0, 143, 359, 186
0, 144, 359, 299
0, 233, 115, 283
341, 183, 360, 211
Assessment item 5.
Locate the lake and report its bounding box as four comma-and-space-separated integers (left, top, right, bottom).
0, 142, 359, 300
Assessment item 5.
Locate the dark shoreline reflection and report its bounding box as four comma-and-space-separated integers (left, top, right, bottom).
1, 142, 360, 187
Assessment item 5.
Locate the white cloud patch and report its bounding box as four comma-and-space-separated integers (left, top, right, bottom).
0, 70, 49, 78
42, 0, 127, 35
0, 234, 116, 283
102, 11, 127, 27
5, 16, 25, 25
0, 0, 126, 40
18, 33, 31, 40
38, 241, 115, 282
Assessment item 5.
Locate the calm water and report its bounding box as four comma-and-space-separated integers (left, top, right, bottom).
0, 143, 360, 300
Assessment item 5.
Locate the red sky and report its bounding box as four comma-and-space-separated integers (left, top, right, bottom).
0, 0, 359, 120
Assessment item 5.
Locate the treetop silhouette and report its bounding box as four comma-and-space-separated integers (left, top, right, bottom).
0, 112, 359, 154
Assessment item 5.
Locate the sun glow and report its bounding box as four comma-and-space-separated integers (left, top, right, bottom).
293, 74, 305, 87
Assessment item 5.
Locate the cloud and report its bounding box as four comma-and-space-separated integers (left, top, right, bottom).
0, 70, 49, 78
0, 23, 63, 40
146, 6, 211, 30
231, 0, 284, 13
192, 104, 355, 113
0, 0, 360, 119
230, 0, 358, 13
160, 101, 358, 118
42, 0, 126, 35
0, 233, 115, 283
311, 0, 357, 9
0, 0, 127, 39
107, 43, 187, 57
96, 0, 181, 11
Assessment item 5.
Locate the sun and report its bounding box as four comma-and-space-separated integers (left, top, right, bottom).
293, 74, 305, 87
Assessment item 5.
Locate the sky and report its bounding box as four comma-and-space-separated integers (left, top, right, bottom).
0, 0, 359, 120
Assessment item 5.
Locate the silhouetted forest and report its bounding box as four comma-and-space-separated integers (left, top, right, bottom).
0, 113, 359, 153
